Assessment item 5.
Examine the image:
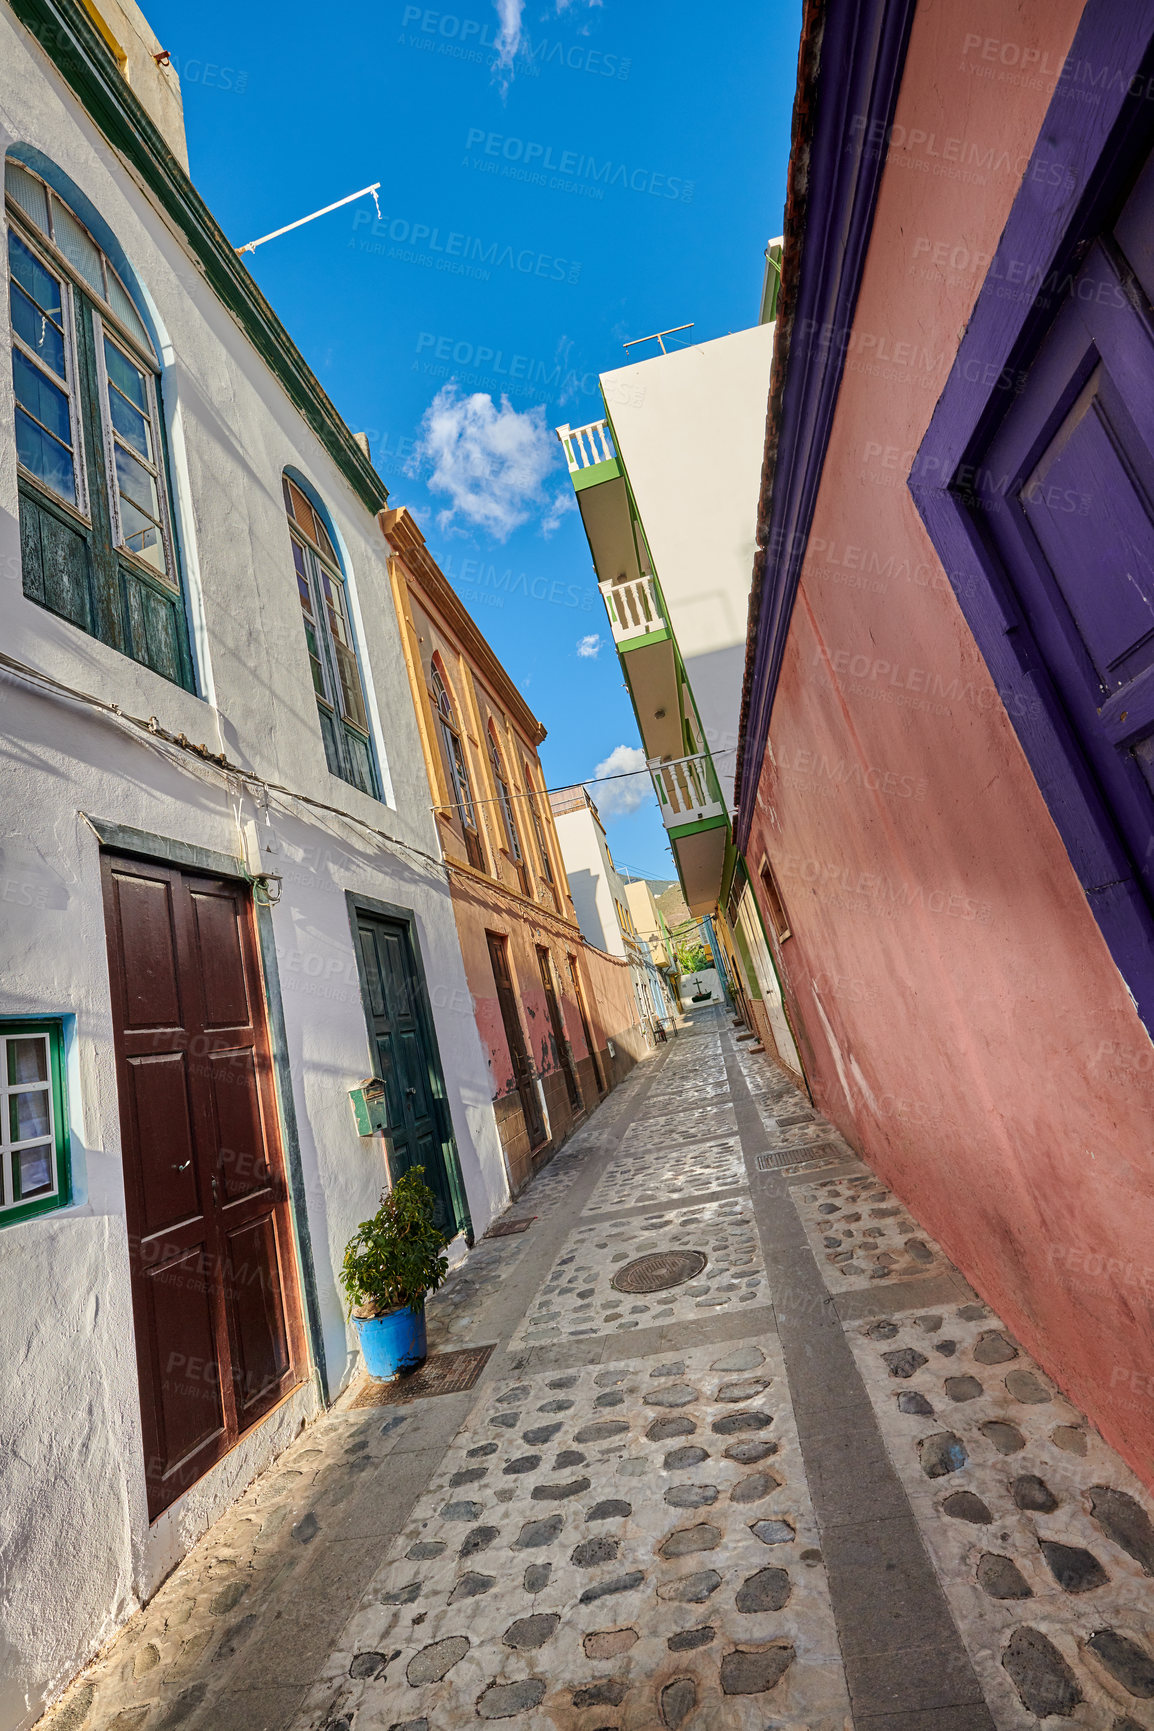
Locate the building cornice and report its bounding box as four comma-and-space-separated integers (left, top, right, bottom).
8, 0, 388, 517
382, 507, 546, 746
734, 0, 917, 847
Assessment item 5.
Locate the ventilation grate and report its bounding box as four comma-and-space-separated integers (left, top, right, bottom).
485, 1216, 537, 1238
350, 1344, 495, 1406
757, 1142, 844, 1171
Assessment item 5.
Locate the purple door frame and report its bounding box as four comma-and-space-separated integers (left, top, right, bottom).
910, 0, 1154, 1030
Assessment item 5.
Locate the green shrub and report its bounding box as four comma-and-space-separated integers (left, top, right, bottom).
340, 1167, 449, 1316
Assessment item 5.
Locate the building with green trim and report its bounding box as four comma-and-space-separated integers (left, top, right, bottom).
556, 319, 804, 1075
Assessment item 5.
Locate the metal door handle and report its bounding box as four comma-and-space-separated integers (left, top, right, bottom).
212, 1176, 219, 1204
406, 1086, 417, 1096
173, 1160, 191, 1172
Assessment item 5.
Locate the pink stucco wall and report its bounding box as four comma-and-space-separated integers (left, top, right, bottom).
747, 0, 1154, 1485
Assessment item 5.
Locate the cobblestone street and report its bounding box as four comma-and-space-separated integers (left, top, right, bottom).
42, 1010, 1154, 1731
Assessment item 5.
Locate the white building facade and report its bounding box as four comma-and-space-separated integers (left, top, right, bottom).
0, 5, 508, 1724
547, 788, 666, 1041
557, 321, 805, 1078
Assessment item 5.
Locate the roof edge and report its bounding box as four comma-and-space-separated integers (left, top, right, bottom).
381, 507, 547, 747
10, 0, 388, 517
734, 0, 918, 844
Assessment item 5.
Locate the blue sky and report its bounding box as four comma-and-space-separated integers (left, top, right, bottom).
148, 0, 800, 880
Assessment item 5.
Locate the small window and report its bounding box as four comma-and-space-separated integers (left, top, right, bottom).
0, 1021, 70, 1223
284, 475, 380, 799
5, 158, 191, 687
432, 663, 486, 871
759, 857, 792, 943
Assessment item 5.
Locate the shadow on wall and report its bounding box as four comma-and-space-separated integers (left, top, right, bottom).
566, 868, 608, 950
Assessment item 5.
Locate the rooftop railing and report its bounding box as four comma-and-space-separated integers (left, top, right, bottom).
599, 575, 664, 645
650, 753, 726, 829
556, 419, 616, 474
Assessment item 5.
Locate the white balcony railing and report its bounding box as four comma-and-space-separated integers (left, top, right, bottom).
599, 575, 664, 645
556, 419, 616, 474
650, 753, 726, 828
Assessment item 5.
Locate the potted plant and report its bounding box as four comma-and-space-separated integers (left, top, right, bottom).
340, 1167, 449, 1379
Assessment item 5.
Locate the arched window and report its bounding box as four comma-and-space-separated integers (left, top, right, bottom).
432, 662, 485, 871
5, 157, 191, 686
284, 473, 379, 798
523, 756, 554, 885
488, 723, 527, 893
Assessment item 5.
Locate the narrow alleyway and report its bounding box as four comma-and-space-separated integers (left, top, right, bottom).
45, 1010, 1154, 1731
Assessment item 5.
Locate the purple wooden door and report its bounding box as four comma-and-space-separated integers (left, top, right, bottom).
977, 165, 1154, 921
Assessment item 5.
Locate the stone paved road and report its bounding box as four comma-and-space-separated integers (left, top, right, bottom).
38, 1008, 1154, 1731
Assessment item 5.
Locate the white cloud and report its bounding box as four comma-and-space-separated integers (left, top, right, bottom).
576, 633, 601, 658
588, 743, 652, 819
541, 490, 577, 537
492, 0, 601, 84
410, 384, 564, 541
494, 0, 523, 72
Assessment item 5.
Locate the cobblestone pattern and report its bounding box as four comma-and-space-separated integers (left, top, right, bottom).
294, 1340, 852, 1731
31, 1056, 668, 1731
429, 1104, 639, 1350
582, 1134, 748, 1215
849, 1302, 1154, 1728
513, 1198, 769, 1346
792, 1169, 952, 1289
730, 1044, 803, 1106
623, 1100, 738, 1148
34, 1395, 423, 1731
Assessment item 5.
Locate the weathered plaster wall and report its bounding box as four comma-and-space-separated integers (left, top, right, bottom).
746, 0, 1154, 1483
0, 16, 506, 1724
447, 870, 642, 1192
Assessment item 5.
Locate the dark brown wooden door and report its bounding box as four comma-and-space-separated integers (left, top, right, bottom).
537, 946, 581, 1112
487, 931, 546, 1148
102, 854, 304, 1520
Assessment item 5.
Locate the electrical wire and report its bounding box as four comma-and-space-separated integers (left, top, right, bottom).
0, 650, 450, 881
432, 746, 738, 815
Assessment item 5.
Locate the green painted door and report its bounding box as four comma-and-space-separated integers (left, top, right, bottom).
353, 909, 470, 1240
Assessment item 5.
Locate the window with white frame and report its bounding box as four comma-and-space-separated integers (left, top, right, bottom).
5, 157, 192, 688
284, 474, 380, 799
0, 1022, 70, 1223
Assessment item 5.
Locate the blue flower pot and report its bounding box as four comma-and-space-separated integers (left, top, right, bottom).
354, 1304, 428, 1379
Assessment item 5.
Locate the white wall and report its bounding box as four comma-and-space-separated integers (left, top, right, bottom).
0, 17, 507, 1725
599, 324, 774, 799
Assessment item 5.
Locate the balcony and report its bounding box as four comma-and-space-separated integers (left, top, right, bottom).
556, 419, 620, 489
650, 753, 726, 830
599, 575, 666, 647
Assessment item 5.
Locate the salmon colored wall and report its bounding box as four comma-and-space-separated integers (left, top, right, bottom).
448, 873, 637, 1105
748, 0, 1154, 1485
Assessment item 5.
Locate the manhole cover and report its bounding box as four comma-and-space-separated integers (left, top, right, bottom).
611, 1250, 707, 1293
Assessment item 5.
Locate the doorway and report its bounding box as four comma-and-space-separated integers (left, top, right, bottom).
537, 945, 582, 1113
567, 952, 605, 1095
486, 931, 546, 1149
351, 904, 471, 1241
102, 854, 304, 1521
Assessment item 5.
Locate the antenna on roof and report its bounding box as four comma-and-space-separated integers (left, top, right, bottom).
236, 183, 382, 257
622, 323, 694, 356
